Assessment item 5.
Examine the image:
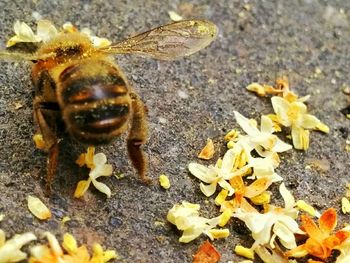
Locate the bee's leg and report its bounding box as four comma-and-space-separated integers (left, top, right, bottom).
33, 98, 59, 194
127, 93, 150, 183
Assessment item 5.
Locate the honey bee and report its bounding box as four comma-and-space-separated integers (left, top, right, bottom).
0, 19, 217, 190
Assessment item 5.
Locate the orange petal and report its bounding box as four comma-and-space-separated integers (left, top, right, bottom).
198, 139, 215, 160
244, 178, 272, 198
301, 215, 324, 240
319, 208, 337, 234
335, 230, 350, 243
304, 238, 330, 260
323, 235, 342, 251
193, 240, 221, 263
229, 175, 244, 192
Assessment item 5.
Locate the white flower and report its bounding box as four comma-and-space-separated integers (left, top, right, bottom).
74, 148, 113, 198
233, 184, 302, 249
233, 111, 292, 156
167, 201, 227, 243
0, 231, 36, 263
247, 153, 283, 182
7, 20, 58, 47
271, 96, 329, 150
189, 148, 237, 197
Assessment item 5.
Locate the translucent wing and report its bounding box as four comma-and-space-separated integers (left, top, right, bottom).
99, 20, 218, 60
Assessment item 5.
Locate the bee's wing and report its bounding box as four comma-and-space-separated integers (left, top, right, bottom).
99, 20, 218, 60
0, 50, 54, 61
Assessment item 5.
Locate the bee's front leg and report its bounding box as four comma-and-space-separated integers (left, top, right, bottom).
127, 93, 150, 183
33, 97, 59, 194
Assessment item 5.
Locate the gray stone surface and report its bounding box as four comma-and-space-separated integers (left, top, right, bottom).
0, 0, 349, 262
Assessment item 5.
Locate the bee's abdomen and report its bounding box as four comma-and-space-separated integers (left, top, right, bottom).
59, 61, 131, 145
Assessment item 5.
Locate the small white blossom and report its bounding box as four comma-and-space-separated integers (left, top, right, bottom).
233, 184, 302, 249
74, 149, 113, 198
167, 201, 227, 243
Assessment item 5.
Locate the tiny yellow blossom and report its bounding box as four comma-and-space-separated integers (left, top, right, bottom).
62, 233, 78, 254
207, 229, 230, 239
227, 140, 235, 149
159, 174, 170, 189
235, 245, 254, 260
246, 83, 266, 96
168, 11, 183, 21
61, 216, 71, 225
341, 197, 350, 214
33, 134, 46, 150
250, 191, 271, 205
215, 189, 228, 205
224, 129, 240, 142
219, 209, 232, 227
27, 195, 51, 220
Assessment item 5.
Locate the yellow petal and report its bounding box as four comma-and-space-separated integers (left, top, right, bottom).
33, 134, 46, 150
159, 174, 171, 189
74, 180, 91, 198
316, 122, 330, 133
198, 138, 215, 160
207, 228, 230, 239
62, 233, 77, 254
219, 209, 232, 227
235, 245, 254, 259
215, 189, 228, 205
247, 83, 266, 96
224, 129, 240, 142
27, 195, 51, 220
341, 197, 350, 214
296, 200, 320, 217
200, 182, 217, 197
250, 191, 271, 205
168, 11, 183, 21
291, 126, 309, 150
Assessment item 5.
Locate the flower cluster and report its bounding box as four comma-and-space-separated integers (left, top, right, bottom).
247, 78, 329, 150
167, 79, 349, 262
7, 20, 111, 48
0, 216, 117, 263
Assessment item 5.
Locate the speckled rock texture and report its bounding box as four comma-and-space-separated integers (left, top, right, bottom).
0, 0, 349, 262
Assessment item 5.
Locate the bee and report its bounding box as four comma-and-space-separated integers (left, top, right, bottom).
0, 19, 217, 190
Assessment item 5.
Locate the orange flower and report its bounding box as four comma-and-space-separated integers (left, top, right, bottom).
286, 208, 350, 260
193, 240, 220, 263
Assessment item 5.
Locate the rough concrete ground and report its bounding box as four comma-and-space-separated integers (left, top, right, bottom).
0, 0, 349, 262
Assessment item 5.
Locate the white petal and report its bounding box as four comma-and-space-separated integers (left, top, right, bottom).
93, 153, 107, 165
217, 179, 235, 196
272, 138, 292, 152
273, 221, 297, 249
92, 179, 111, 198
234, 111, 260, 136
298, 114, 320, 129
271, 97, 291, 126
13, 21, 37, 41
188, 163, 214, 183
199, 182, 217, 197
221, 149, 235, 174
279, 183, 295, 209
260, 115, 274, 134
